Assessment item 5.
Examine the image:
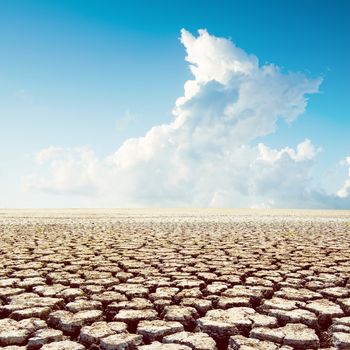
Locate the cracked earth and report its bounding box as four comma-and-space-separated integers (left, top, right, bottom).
0, 209, 349, 350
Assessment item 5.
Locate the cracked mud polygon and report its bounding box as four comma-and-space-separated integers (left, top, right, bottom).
0, 209, 349, 350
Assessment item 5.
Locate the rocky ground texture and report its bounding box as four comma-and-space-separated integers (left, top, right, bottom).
0, 209, 349, 350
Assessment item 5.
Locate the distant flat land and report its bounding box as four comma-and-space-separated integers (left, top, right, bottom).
0, 209, 349, 349
1, 208, 350, 217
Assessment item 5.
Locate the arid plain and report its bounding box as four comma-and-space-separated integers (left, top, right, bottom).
0, 209, 350, 350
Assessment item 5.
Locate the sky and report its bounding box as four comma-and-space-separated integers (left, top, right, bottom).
0, 0, 349, 208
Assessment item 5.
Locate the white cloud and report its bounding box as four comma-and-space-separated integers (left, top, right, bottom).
337, 157, 350, 198
257, 139, 319, 163
22, 29, 350, 208
24, 147, 100, 196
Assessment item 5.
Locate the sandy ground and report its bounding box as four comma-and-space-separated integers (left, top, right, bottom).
0, 209, 349, 350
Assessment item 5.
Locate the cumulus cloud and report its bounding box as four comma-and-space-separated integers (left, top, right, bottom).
337, 157, 350, 198
24, 146, 100, 196
22, 29, 350, 208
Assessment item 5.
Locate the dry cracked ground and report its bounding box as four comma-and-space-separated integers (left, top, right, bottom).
0, 209, 350, 350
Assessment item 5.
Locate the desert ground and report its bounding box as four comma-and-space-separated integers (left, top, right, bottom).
0, 209, 349, 350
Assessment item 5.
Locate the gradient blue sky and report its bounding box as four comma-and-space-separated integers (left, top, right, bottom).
0, 0, 349, 207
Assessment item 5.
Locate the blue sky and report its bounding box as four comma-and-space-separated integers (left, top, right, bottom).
0, 0, 349, 208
